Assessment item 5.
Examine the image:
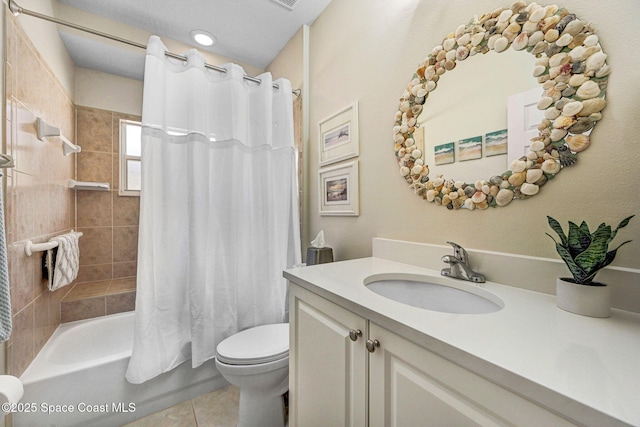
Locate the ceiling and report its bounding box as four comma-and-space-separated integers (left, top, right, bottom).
53, 0, 332, 80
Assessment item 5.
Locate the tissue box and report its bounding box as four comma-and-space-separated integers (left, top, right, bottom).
306, 247, 333, 266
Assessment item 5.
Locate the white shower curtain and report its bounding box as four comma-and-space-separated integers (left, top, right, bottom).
126, 36, 301, 384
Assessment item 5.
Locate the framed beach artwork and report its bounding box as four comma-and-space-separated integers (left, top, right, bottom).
319, 102, 359, 166
458, 135, 483, 161
434, 142, 455, 165
485, 129, 508, 157
319, 161, 359, 216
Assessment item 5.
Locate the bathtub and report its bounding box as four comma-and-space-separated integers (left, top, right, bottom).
15, 312, 227, 427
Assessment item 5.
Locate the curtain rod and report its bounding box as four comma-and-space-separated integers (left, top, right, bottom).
8, 0, 301, 96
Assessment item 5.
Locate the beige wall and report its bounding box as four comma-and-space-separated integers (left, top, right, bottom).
293, 0, 640, 268
268, 26, 305, 92
75, 68, 143, 116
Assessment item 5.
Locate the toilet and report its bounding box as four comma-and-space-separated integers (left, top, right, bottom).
215, 323, 289, 427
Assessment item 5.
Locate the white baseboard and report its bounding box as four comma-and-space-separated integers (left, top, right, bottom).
372, 238, 640, 313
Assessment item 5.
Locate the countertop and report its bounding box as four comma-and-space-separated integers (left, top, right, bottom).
284, 257, 640, 427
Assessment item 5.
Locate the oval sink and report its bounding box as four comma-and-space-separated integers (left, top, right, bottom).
364, 273, 504, 314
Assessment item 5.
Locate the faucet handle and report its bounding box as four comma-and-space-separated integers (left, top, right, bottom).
446, 241, 468, 263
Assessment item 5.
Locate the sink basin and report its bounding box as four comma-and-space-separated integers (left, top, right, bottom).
364, 273, 504, 314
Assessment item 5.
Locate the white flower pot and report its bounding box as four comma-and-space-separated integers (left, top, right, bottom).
556, 278, 611, 318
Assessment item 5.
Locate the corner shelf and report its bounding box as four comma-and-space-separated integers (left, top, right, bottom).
68, 179, 110, 191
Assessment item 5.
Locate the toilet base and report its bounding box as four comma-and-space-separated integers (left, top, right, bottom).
238, 390, 286, 427
215, 356, 289, 427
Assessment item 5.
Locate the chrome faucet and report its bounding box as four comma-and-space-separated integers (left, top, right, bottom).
441, 241, 485, 283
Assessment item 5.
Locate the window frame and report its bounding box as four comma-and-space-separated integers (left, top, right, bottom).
118, 119, 142, 197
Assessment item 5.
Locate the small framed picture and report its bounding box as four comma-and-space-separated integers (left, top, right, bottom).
319, 102, 359, 166
458, 135, 483, 161
319, 161, 359, 216
485, 129, 508, 156
434, 142, 455, 165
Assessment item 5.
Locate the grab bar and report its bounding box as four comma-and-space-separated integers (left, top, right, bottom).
24, 231, 83, 256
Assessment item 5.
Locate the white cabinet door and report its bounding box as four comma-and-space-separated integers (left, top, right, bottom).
289, 285, 368, 427
368, 323, 576, 427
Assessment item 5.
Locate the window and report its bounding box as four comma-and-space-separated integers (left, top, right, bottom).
119, 120, 142, 196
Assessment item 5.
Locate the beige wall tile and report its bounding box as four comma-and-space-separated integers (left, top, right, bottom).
61, 297, 106, 323
8, 242, 34, 315
14, 103, 48, 176
10, 305, 34, 377
113, 261, 137, 279
76, 263, 113, 283
63, 281, 110, 301
13, 171, 35, 244
106, 291, 136, 315
76, 107, 113, 152
77, 190, 112, 228
32, 180, 50, 237
15, 32, 47, 117
113, 192, 139, 226
49, 185, 74, 233
78, 227, 113, 266
77, 151, 113, 183
113, 226, 138, 263
33, 294, 52, 356
108, 278, 136, 293
48, 285, 66, 329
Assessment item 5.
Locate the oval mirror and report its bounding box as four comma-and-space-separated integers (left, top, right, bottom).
394, 2, 609, 209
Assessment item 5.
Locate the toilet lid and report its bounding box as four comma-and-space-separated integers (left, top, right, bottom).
216, 323, 289, 365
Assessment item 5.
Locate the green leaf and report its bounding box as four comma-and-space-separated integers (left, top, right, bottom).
579, 221, 590, 236
567, 221, 592, 258
556, 242, 589, 283
547, 216, 567, 247
583, 240, 632, 283
575, 224, 611, 277
610, 215, 635, 242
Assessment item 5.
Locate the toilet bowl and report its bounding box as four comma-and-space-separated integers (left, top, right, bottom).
215, 323, 289, 427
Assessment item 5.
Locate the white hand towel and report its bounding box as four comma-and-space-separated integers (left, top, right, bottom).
50, 233, 80, 291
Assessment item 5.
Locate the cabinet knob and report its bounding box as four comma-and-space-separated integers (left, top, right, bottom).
366, 339, 380, 353
349, 329, 363, 341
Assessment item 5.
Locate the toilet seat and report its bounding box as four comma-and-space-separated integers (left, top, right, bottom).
216, 323, 289, 365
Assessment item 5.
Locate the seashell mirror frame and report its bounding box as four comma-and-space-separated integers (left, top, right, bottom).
393, 2, 609, 210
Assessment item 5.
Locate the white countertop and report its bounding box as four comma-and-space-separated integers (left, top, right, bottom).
284, 257, 640, 427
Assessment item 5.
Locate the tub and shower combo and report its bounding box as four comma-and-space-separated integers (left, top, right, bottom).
15, 312, 225, 427
10, 5, 301, 426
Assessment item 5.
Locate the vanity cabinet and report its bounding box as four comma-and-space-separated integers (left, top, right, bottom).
289, 283, 368, 426
289, 283, 576, 427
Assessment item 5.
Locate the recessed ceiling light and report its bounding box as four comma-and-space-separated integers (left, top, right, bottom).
190, 30, 216, 47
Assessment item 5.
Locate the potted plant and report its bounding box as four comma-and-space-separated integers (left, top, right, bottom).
546, 215, 634, 317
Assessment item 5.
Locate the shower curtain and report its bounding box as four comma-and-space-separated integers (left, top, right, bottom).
126, 36, 301, 384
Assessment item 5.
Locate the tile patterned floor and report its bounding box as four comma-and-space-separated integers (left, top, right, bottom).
122, 385, 240, 427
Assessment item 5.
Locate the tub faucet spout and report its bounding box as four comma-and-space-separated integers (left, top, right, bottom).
441, 241, 485, 283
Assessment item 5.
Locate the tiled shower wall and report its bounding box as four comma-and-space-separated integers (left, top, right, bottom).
75, 106, 141, 286
4, 14, 76, 377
